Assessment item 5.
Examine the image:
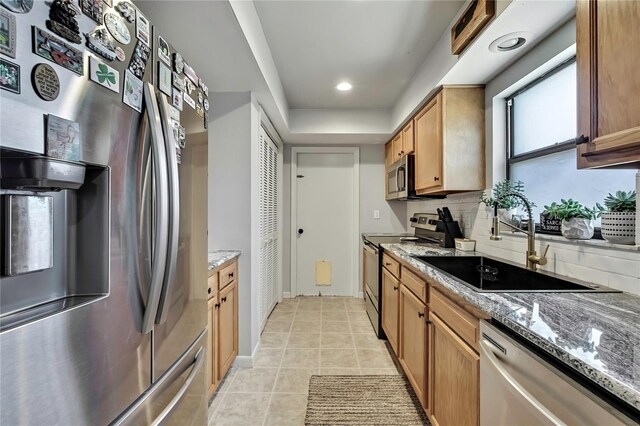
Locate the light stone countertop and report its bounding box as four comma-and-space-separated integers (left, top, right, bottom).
208, 250, 242, 270
382, 241, 640, 412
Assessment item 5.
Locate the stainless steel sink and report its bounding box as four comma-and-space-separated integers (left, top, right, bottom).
415, 256, 620, 293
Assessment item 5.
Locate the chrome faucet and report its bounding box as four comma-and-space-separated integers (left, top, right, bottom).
490, 192, 549, 271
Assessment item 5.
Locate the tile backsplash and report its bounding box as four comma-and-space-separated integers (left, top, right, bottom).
406, 176, 640, 295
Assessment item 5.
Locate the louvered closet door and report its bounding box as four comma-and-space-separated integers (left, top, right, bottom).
259, 127, 279, 331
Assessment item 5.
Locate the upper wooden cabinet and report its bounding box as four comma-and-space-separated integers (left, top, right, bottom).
385, 141, 393, 168
402, 121, 415, 155
392, 132, 403, 162
414, 86, 485, 195
577, 0, 640, 168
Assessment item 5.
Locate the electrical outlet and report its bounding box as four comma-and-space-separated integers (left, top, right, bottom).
373, 210, 380, 219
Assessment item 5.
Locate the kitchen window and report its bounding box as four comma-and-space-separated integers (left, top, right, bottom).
506, 57, 636, 224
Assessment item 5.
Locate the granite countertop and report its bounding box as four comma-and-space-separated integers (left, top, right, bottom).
208, 250, 242, 270
382, 242, 640, 411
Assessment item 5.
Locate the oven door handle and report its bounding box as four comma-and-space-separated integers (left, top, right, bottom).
480, 339, 566, 426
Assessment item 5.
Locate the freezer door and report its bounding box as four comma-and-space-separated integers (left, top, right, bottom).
150, 30, 209, 381
1, 2, 159, 424
112, 331, 208, 426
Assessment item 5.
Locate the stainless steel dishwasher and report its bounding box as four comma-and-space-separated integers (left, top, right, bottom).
480, 321, 636, 425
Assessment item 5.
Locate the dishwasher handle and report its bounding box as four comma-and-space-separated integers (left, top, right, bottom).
364, 241, 379, 255
480, 339, 567, 426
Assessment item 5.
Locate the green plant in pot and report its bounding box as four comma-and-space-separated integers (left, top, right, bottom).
479, 179, 530, 224
597, 191, 636, 245
543, 199, 597, 240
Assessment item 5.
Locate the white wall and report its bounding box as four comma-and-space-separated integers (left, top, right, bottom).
208, 92, 258, 358
407, 19, 640, 295
282, 144, 407, 295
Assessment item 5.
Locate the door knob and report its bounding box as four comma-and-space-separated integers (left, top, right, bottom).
298, 229, 304, 235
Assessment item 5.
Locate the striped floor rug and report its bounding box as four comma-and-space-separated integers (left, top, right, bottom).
305, 375, 430, 425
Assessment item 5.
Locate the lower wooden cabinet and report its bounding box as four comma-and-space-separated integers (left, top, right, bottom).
399, 285, 428, 408
429, 313, 479, 426
381, 267, 400, 355
207, 296, 219, 398
218, 280, 238, 380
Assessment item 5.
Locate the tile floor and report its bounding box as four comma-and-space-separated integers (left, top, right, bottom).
207, 296, 401, 426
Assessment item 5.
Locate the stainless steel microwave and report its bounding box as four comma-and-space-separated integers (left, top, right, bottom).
386, 155, 445, 201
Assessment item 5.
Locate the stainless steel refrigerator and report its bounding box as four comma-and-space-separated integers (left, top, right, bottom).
0, 0, 208, 424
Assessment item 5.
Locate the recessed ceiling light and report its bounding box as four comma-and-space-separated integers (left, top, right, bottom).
489, 32, 532, 53
336, 82, 352, 91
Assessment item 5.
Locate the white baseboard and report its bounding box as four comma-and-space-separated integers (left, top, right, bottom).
358, 291, 363, 298
282, 292, 291, 299
232, 340, 261, 368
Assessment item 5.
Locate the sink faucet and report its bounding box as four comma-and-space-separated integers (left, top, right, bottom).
490, 192, 549, 271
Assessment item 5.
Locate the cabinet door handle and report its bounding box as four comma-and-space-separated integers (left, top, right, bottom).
214, 303, 220, 309
222, 296, 227, 303
385, 262, 391, 266
434, 176, 440, 181
425, 319, 432, 325
418, 312, 425, 318
207, 288, 212, 294
393, 286, 398, 291
228, 272, 234, 278
576, 135, 590, 145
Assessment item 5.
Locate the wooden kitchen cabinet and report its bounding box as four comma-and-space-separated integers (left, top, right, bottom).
429, 313, 479, 426
576, 0, 640, 168
381, 267, 400, 355
399, 285, 428, 409
218, 279, 238, 381
413, 86, 485, 195
385, 141, 393, 168
402, 121, 415, 155
392, 132, 403, 163
207, 295, 219, 398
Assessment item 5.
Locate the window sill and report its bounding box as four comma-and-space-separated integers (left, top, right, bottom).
502, 231, 639, 251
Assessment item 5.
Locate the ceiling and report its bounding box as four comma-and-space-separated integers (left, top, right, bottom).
253, 0, 464, 109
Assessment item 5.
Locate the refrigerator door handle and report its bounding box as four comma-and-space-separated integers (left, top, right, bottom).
155, 92, 180, 325
150, 347, 205, 426
141, 82, 170, 334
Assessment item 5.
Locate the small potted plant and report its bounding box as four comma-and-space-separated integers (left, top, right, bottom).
479, 179, 530, 224
543, 199, 598, 240
597, 190, 636, 245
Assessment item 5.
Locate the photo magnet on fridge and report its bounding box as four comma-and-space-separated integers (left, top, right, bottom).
0, 57, 19, 94
157, 36, 170, 65
158, 62, 171, 96
33, 26, 83, 75
123, 69, 143, 112
172, 87, 183, 111
136, 12, 150, 47
89, 55, 119, 93
46, 114, 81, 161
80, 0, 104, 24
0, 8, 17, 57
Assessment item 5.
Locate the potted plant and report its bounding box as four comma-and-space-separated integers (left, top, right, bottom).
597, 190, 636, 245
479, 179, 530, 224
543, 199, 598, 240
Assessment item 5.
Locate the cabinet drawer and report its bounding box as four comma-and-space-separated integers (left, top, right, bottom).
382, 253, 400, 278
401, 266, 426, 303
219, 261, 237, 290
430, 289, 479, 349
207, 273, 218, 299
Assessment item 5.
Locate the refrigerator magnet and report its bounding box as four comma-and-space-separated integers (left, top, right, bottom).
32, 63, 60, 100
0, 9, 17, 57
172, 72, 184, 91
195, 103, 203, 118
46, 0, 82, 45
172, 87, 183, 111
158, 36, 170, 65
136, 12, 150, 47
0, 58, 20, 94
89, 56, 119, 93
80, 0, 104, 24
158, 62, 171, 96
104, 12, 130, 45
183, 92, 195, 110
115, 0, 135, 23
33, 26, 83, 75
172, 52, 184, 74
1, 0, 33, 14
183, 62, 198, 85
85, 28, 118, 62
122, 69, 143, 112
46, 114, 81, 161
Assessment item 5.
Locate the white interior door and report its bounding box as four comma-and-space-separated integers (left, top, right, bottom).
295, 152, 356, 296
259, 127, 279, 331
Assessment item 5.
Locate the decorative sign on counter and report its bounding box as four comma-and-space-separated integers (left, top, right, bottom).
0, 57, 20, 94
0, 9, 17, 57
451, 0, 494, 55
32, 63, 60, 100
46, 114, 81, 161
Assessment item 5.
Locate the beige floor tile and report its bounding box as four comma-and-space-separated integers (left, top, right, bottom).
320, 333, 354, 349
347, 310, 370, 322
291, 320, 321, 333
226, 368, 278, 393
207, 391, 225, 422
287, 333, 320, 348
352, 333, 387, 349
253, 348, 285, 368
319, 368, 361, 375
350, 320, 375, 334
217, 368, 238, 393
294, 309, 322, 321
268, 310, 296, 322
273, 368, 317, 394
320, 348, 359, 368
264, 393, 308, 426
260, 333, 289, 348
360, 368, 401, 375
321, 310, 348, 321
345, 302, 367, 312
275, 300, 298, 311
282, 348, 320, 368
356, 348, 396, 369
321, 303, 347, 312
296, 302, 322, 312
210, 393, 271, 426
263, 319, 292, 333
321, 320, 350, 333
